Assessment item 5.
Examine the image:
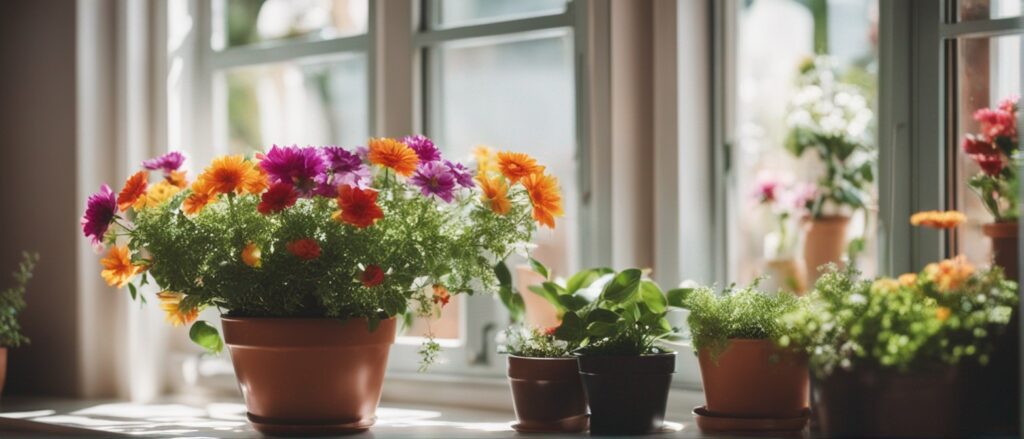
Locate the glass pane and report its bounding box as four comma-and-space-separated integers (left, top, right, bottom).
215, 0, 368, 50
954, 34, 1020, 265
959, 0, 1022, 21
729, 0, 879, 291
431, 32, 577, 326
218, 55, 369, 155
433, 0, 566, 28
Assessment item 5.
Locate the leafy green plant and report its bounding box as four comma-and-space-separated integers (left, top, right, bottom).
675, 281, 804, 359
500, 325, 571, 358
0, 252, 39, 348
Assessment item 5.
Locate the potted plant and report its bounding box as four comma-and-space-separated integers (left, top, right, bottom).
0, 252, 38, 398
675, 282, 809, 433
784, 56, 875, 283
80, 140, 562, 434
780, 259, 1017, 437
752, 171, 816, 293
500, 325, 589, 433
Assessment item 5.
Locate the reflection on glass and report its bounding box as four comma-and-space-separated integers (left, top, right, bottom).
955, 35, 1020, 265
730, 0, 879, 288
959, 0, 1022, 21
215, 0, 368, 49
220, 55, 368, 155
433, 0, 566, 28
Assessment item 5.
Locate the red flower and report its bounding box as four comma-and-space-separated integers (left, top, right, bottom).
973, 153, 1005, 176
543, 326, 558, 336
974, 108, 1017, 141
286, 238, 321, 261
360, 265, 385, 287
258, 183, 299, 214
335, 185, 384, 228
432, 284, 451, 307
962, 135, 994, 155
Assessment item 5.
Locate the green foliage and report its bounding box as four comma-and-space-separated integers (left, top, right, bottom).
0, 252, 39, 348
968, 167, 1019, 222
189, 320, 223, 354
500, 325, 571, 358
678, 281, 804, 358
779, 263, 1018, 377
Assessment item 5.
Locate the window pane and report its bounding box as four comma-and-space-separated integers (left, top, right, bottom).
959, 0, 1022, 22
218, 55, 369, 155
954, 35, 1020, 265
729, 0, 879, 291
433, 0, 566, 28
214, 0, 368, 50
430, 32, 577, 325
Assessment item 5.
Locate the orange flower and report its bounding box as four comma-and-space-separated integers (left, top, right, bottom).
432, 284, 451, 307
497, 151, 544, 183
521, 172, 564, 228
166, 170, 188, 188
935, 306, 952, 322
182, 179, 218, 216
100, 245, 143, 288
133, 181, 182, 210
924, 255, 975, 293
910, 210, 967, 229
287, 238, 321, 261
195, 155, 265, 195
241, 242, 261, 268
157, 292, 199, 327
898, 273, 918, 287
335, 185, 384, 228
474, 145, 498, 175
476, 175, 511, 215
368, 138, 419, 176
117, 171, 148, 212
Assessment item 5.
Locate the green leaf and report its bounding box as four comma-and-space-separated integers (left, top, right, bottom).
640, 281, 667, 313
586, 308, 620, 324
543, 281, 568, 296
587, 321, 617, 338
528, 285, 565, 311
499, 285, 525, 322
667, 288, 693, 308
189, 321, 223, 354
494, 260, 513, 288
128, 283, 138, 301
529, 258, 549, 280
557, 294, 590, 311
553, 311, 585, 342
565, 268, 612, 294
601, 269, 642, 303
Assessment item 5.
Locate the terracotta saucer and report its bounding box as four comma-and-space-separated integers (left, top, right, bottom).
246, 412, 375, 436
692, 406, 810, 433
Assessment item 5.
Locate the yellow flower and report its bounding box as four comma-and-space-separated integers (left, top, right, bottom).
871, 278, 900, 294
924, 255, 975, 293
241, 242, 262, 268
935, 306, 952, 322
476, 174, 511, 215
157, 292, 199, 327
910, 210, 967, 229
474, 145, 498, 175
521, 172, 564, 228
100, 245, 143, 288
898, 273, 918, 287
133, 181, 182, 210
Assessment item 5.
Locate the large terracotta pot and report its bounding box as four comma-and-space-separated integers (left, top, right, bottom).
577, 353, 675, 435
507, 356, 588, 433
813, 367, 961, 438
0, 347, 6, 398
697, 339, 808, 420
222, 317, 396, 435
802, 216, 850, 285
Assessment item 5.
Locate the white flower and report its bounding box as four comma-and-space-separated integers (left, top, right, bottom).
848, 293, 867, 305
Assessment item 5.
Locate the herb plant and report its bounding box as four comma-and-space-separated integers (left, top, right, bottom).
500, 325, 571, 358
0, 252, 39, 348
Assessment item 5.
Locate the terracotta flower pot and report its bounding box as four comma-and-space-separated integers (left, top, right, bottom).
983, 221, 1019, 281
697, 339, 808, 419
222, 317, 396, 435
802, 215, 850, 285
812, 367, 961, 438
0, 347, 6, 398
507, 356, 588, 433
762, 258, 807, 294
577, 353, 675, 435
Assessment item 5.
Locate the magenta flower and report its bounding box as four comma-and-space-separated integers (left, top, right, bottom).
315, 146, 371, 195
81, 184, 117, 246
445, 160, 475, 188
410, 161, 457, 203
260, 145, 326, 196
142, 151, 185, 173
786, 182, 818, 212
402, 135, 441, 163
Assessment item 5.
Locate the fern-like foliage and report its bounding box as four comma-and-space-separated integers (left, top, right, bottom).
0, 252, 39, 348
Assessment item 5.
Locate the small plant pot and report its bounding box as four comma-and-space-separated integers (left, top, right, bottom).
577, 353, 675, 435
697, 339, 808, 425
507, 356, 588, 433
0, 347, 6, 398
802, 215, 850, 284
222, 317, 396, 436
982, 221, 1019, 281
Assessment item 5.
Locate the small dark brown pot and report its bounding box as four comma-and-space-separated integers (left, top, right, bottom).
697, 339, 808, 423
577, 353, 675, 435
507, 356, 588, 433
222, 317, 396, 436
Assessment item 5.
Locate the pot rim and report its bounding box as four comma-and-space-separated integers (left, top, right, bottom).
801, 214, 851, 223
221, 315, 397, 323
574, 351, 677, 359
507, 354, 577, 361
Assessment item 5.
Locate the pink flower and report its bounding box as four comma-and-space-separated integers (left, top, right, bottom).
999, 94, 1019, 113
753, 173, 781, 204
786, 182, 818, 212
81, 184, 117, 247
973, 107, 1017, 141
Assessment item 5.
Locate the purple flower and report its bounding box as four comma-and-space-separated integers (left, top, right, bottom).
445, 160, 475, 188
355, 146, 369, 161
142, 151, 185, 173
81, 184, 117, 246
410, 161, 457, 203
402, 135, 441, 163
315, 146, 371, 196
260, 145, 326, 195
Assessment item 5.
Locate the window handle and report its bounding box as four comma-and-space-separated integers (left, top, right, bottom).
469, 322, 497, 366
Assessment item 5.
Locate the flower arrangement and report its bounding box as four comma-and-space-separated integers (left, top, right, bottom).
752, 171, 818, 258
81, 137, 562, 360
784, 56, 875, 218
0, 252, 39, 348
779, 259, 1017, 376
962, 94, 1019, 222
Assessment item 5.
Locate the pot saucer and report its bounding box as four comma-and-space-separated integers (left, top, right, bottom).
246, 412, 375, 436
692, 406, 809, 433
511, 414, 589, 433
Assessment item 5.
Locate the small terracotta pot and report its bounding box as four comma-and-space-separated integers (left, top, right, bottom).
507, 356, 588, 433
577, 353, 675, 435
802, 216, 850, 285
0, 347, 6, 398
697, 339, 808, 419
762, 258, 807, 294
983, 221, 1019, 281
813, 367, 961, 438
222, 317, 396, 435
